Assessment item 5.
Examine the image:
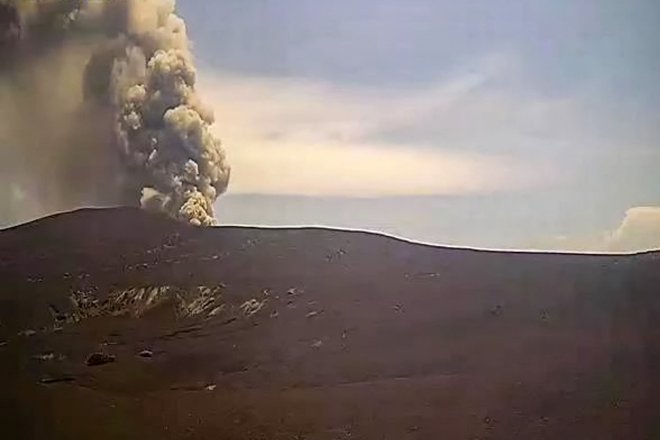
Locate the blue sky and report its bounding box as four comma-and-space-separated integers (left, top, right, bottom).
177, 0, 660, 251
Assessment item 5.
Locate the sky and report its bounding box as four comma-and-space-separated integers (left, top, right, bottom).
180, 0, 660, 251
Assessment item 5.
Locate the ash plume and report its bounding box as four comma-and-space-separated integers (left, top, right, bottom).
0, 0, 230, 226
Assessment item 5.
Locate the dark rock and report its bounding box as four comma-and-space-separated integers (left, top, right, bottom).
489, 304, 503, 316
48, 304, 67, 322
40, 376, 75, 385
85, 352, 115, 366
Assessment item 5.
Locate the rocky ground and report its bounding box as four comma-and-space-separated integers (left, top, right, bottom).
0, 207, 659, 439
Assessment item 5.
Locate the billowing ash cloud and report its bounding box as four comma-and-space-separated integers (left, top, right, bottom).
0, 0, 230, 226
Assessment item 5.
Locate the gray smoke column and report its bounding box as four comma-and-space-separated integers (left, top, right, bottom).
0, 0, 230, 226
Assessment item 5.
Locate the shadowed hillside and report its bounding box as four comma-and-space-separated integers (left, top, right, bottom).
0, 207, 659, 439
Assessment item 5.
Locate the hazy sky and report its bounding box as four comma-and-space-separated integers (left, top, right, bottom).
176, 0, 660, 251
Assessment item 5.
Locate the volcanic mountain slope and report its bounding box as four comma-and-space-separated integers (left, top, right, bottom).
0, 208, 659, 439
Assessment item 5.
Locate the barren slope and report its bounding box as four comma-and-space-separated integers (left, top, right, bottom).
0, 207, 659, 439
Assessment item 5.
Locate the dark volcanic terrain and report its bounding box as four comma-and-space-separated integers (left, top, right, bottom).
0, 207, 659, 439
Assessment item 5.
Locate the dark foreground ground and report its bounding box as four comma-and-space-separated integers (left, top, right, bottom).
0, 207, 659, 439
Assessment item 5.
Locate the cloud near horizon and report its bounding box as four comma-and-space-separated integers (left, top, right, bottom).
608, 207, 660, 252
528, 206, 660, 253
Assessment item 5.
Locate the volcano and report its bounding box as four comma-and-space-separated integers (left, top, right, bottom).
0, 207, 658, 439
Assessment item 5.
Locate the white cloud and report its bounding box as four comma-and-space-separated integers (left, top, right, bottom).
527, 232, 612, 253
528, 206, 660, 253
197, 55, 559, 197
607, 207, 660, 252
228, 142, 525, 197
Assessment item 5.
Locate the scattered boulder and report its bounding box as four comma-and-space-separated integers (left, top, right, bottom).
240, 299, 266, 317
85, 352, 115, 366
208, 305, 225, 317
489, 304, 503, 317
33, 352, 55, 361
138, 349, 153, 358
